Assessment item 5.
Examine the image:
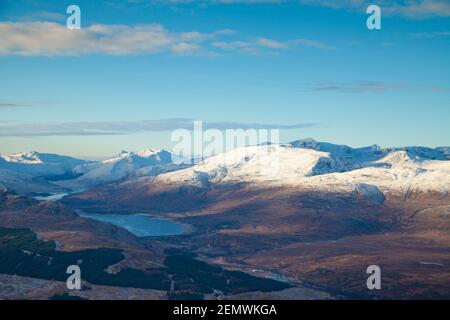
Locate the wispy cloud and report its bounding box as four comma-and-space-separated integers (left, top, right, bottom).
300, 0, 450, 18
410, 31, 450, 38
389, 0, 450, 18
0, 100, 45, 108
212, 36, 334, 54
21, 11, 66, 22
290, 38, 336, 50
0, 21, 333, 56
0, 119, 318, 137
303, 81, 450, 93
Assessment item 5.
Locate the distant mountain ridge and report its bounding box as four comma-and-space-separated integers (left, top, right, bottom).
137, 138, 450, 191
288, 138, 450, 170
61, 139, 450, 215
0, 151, 88, 176
0, 148, 188, 193
1, 140, 449, 197
0, 152, 89, 194
67, 148, 181, 187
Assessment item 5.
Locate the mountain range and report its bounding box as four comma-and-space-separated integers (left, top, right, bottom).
0, 148, 183, 194
1, 138, 450, 299
1, 138, 449, 197
56, 139, 450, 214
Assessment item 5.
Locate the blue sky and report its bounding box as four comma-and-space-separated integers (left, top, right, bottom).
0, 0, 449, 158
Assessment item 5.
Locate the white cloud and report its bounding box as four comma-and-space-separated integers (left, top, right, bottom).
257, 37, 288, 49
0, 22, 207, 56
0, 21, 333, 56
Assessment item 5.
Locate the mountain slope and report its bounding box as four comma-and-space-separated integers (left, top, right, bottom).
0, 151, 88, 177
61, 148, 183, 187
289, 138, 450, 170
150, 145, 337, 188
0, 169, 67, 195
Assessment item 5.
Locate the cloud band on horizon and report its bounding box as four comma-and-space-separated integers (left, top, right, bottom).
302, 81, 450, 93
0, 119, 319, 137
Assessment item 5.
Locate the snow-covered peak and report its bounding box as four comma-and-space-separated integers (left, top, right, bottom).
65, 148, 177, 187
136, 148, 163, 158
0, 151, 88, 177
103, 148, 170, 164
289, 138, 320, 150
103, 152, 130, 164
288, 139, 450, 172
153, 145, 337, 187
375, 150, 415, 169
1, 151, 44, 164
394, 146, 449, 161
201, 145, 336, 177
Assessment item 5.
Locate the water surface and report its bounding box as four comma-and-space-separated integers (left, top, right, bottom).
79, 213, 186, 237
34, 193, 69, 201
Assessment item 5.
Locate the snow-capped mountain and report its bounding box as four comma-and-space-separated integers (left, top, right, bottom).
0, 148, 189, 193
150, 145, 337, 188
0, 169, 67, 195
3, 140, 449, 201
144, 139, 448, 186
288, 138, 450, 170
97, 140, 450, 201
0, 152, 88, 194
62, 140, 449, 216
0, 151, 88, 177
62, 148, 184, 187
